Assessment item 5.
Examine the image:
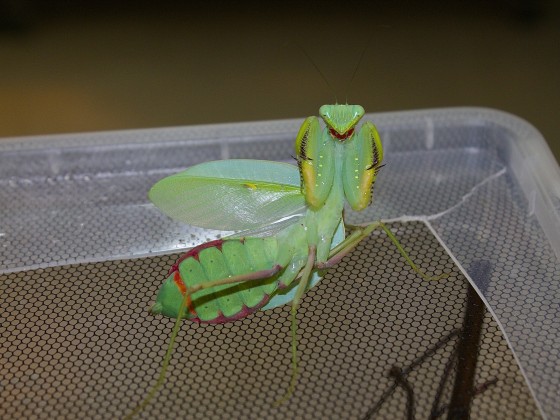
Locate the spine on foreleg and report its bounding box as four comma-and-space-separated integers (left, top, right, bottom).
150, 237, 281, 324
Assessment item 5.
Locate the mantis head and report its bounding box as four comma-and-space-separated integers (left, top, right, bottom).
319, 104, 365, 141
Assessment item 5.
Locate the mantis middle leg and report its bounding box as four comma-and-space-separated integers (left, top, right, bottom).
318, 222, 448, 281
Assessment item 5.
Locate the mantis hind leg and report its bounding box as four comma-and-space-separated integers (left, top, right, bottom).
274, 246, 317, 406
318, 222, 448, 281
124, 292, 189, 420
125, 265, 283, 419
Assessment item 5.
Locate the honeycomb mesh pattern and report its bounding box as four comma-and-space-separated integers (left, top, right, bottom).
430, 171, 560, 417
0, 222, 540, 419
1, 108, 557, 418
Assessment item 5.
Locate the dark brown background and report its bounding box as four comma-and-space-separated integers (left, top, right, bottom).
1, 1, 559, 160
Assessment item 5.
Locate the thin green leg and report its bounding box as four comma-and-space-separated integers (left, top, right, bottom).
274, 246, 317, 406
379, 223, 448, 281
186, 265, 283, 295
126, 264, 284, 419
318, 221, 448, 281
317, 222, 380, 269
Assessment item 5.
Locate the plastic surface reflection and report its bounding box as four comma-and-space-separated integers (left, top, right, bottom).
0, 108, 558, 418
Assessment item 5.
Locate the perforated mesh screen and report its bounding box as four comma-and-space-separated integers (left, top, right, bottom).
1, 223, 540, 419
1, 108, 558, 419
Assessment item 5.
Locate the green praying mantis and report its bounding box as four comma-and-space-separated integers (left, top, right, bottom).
127, 104, 446, 417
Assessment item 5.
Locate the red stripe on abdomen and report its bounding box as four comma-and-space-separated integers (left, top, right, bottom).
173, 271, 197, 317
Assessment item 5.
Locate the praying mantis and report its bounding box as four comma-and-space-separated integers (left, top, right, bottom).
127, 104, 445, 417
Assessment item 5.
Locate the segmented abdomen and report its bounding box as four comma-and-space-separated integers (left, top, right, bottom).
172, 237, 280, 324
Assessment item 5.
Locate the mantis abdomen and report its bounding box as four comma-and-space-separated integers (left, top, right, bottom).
150, 237, 289, 323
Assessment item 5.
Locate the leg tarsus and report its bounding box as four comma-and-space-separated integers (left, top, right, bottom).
379, 223, 449, 281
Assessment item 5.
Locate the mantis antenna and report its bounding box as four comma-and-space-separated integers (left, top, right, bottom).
344, 26, 391, 103
295, 43, 338, 104
344, 42, 370, 104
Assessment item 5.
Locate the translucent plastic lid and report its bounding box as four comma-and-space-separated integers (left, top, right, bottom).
1, 108, 559, 418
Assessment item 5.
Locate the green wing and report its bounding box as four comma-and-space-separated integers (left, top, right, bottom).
149, 159, 306, 231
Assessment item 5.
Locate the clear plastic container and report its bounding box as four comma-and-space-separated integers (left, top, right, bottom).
1, 108, 558, 419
